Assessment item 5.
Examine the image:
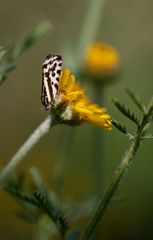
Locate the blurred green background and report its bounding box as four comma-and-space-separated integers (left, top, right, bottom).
1, 0, 153, 239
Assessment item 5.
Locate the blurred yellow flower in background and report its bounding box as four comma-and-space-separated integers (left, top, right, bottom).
53, 68, 112, 130
84, 42, 120, 79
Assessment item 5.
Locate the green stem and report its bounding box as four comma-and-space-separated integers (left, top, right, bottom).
34, 216, 55, 240
76, 0, 106, 68
80, 104, 153, 240
53, 128, 75, 194
0, 115, 55, 185
92, 83, 104, 194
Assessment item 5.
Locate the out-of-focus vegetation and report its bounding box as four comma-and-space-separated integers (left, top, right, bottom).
1, 0, 153, 240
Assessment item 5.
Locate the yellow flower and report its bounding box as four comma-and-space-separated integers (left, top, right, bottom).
52, 68, 112, 130
84, 42, 120, 78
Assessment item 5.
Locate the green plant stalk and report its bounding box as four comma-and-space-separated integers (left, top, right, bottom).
0, 115, 55, 185
80, 104, 153, 240
92, 83, 104, 194
76, 0, 106, 67
63, 0, 106, 72
34, 216, 56, 240
53, 128, 75, 194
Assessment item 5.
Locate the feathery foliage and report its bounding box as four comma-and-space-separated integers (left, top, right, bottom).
0, 21, 51, 85
80, 91, 153, 240
110, 119, 128, 135
126, 87, 146, 114
111, 98, 140, 126
4, 182, 69, 237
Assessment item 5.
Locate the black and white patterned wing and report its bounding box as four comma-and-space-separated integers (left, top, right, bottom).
41, 54, 62, 110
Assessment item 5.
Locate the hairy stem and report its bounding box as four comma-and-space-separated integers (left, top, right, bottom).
0, 115, 55, 185
80, 104, 153, 240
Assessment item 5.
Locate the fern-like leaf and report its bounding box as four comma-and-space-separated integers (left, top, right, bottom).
0, 64, 16, 85
126, 88, 146, 114
111, 119, 128, 135
111, 98, 140, 126
12, 21, 51, 59
33, 192, 69, 236
4, 186, 37, 205
4, 186, 69, 237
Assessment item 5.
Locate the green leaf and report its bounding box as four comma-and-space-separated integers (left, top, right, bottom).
33, 192, 69, 236
4, 172, 25, 191
110, 119, 128, 135
0, 63, 16, 75
4, 186, 69, 237
0, 64, 16, 85
0, 75, 6, 85
0, 21, 51, 86
15, 209, 40, 223
111, 98, 140, 126
147, 97, 153, 116
0, 47, 6, 61
140, 134, 153, 139
30, 167, 69, 235
30, 166, 47, 193
12, 21, 52, 59
4, 186, 37, 205
126, 88, 146, 114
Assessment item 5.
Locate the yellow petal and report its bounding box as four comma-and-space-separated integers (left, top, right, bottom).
101, 113, 111, 119
86, 114, 112, 130
64, 74, 75, 94
69, 91, 86, 103
54, 67, 112, 130
59, 68, 71, 89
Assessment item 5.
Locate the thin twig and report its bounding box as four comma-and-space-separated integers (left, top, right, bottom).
0, 115, 55, 185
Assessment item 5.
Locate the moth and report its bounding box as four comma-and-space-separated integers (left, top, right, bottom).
41, 54, 62, 110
